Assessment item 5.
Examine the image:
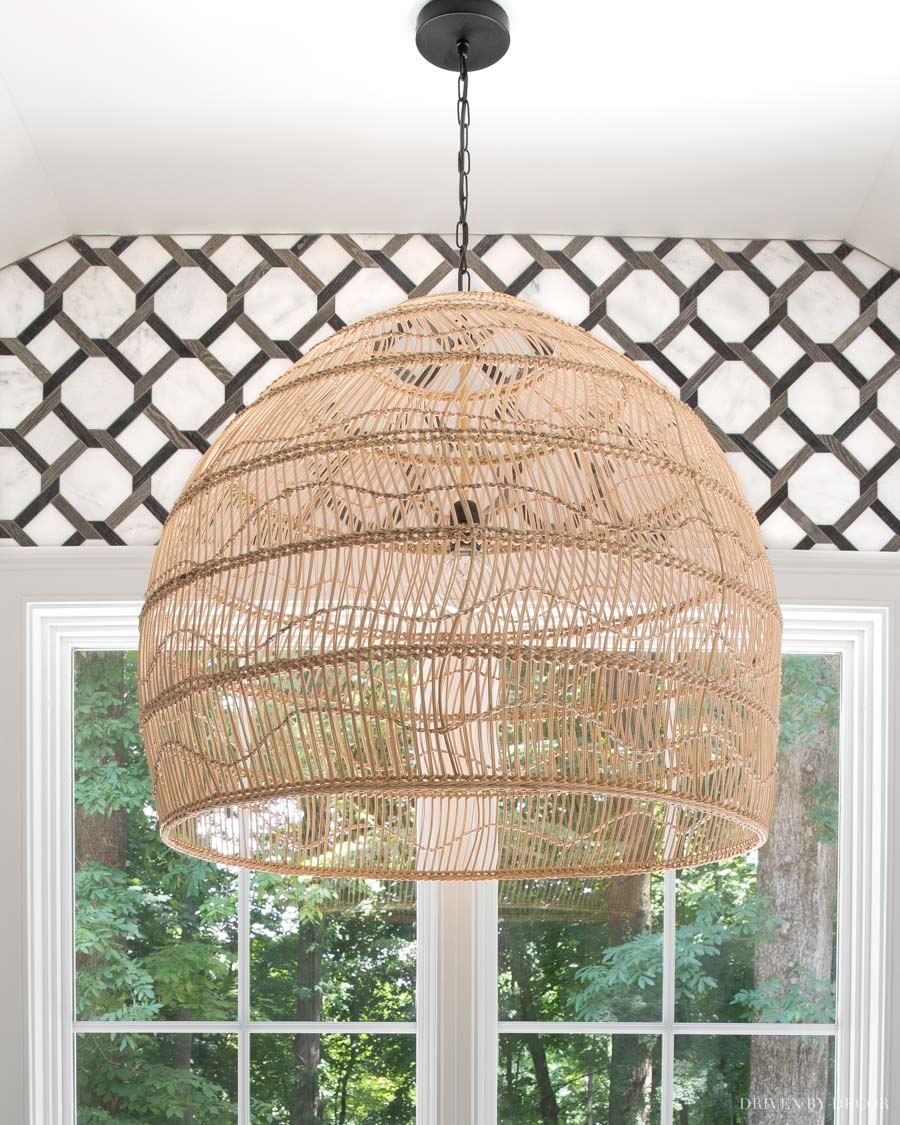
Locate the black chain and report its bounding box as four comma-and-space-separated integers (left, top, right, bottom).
456, 39, 471, 291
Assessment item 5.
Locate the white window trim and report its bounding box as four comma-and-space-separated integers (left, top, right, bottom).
1, 547, 896, 1125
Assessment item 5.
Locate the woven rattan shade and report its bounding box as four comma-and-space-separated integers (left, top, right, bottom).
139, 291, 781, 879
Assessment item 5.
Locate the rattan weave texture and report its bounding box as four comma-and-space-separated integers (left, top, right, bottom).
138, 291, 781, 878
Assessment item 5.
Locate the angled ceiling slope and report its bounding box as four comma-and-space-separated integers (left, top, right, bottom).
2, 0, 900, 271
0, 76, 67, 267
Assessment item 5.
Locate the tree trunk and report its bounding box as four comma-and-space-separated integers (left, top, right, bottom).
174, 1011, 195, 1125
608, 875, 654, 1125
586, 1069, 595, 1125
749, 661, 838, 1125
337, 1038, 362, 1125
291, 919, 325, 1125
506, 934, 560, 1122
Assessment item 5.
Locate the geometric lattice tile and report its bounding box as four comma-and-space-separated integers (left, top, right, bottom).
1, 232, 899, 549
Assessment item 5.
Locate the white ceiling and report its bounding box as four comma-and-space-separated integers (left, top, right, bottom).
3, 0, 900, 269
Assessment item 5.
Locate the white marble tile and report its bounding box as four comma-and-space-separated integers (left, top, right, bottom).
623, 236, 664, 252
117, 322, 171, 372
349, 234, 392, 250
303, 323, 335, 352
29, 241, 81, 281
154, 268, 227, 338
210, 237, 263, 283
842, 328, 894, 377
388, 236, 444, 284
82, 236, 118, 248
843, 508, 893, 550
842, 417, 894, 468
751, 241, 803, 287
208, 323, 261, 372
607, 270, 679, 341
726, 453, 770, 510
478, 236, 534, 285
534, 234, 571, 251
115, 506, 164, 545
571, 238, 625, 284
0, 359, 41, 426
787, 362, 858, 433
759, 507, 805, 549
27, 321, 78, 370
118, 236, 174, 282
60, 357, 134, 428
699, 362, 768, 431
152, 358, 224, 429
116, 415, 168, 463
754, 418, 807, 467
752, 326, 805, 375
0, 448, 40, 517
842, 248, 889, 289
300, 235, 353, 283
26, 414, 76, 462
877, 459, 900, 514
244, 269, 317, 337
659, 240, 713, 287
788, 273, 859, 341
151, 449, 202, 510
788, 453, 858, 523
334, 269, 406, 322
876, 278, 900, 337
662, 327, 715, 375
22, 504, 76, 545
171, 234, 212, 250
876, 371, 900, 429
519, 270, 589, 324
697, 271, 769, 340
242, 358, 293, 406
0, 265, 44, 336
63, 266, 135, 338
714, 238, 750, 252
257, 234, 300, 250
805, 240, 842, 253
60, 449, 132, 519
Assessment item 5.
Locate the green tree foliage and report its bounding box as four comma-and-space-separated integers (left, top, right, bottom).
74, 651, 415, 1122
74, 650, 839, 1122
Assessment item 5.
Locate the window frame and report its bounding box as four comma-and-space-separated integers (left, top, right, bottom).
5, 547, 896, 1125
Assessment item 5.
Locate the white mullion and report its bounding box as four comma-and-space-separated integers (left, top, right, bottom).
474, 881, 498, 1123
500, 1021, 665, 1035
661, 869, 676, 1125
497, 1021, 836, 1037
74, 1021, 416, 1035
416, 882, 439, 1125
672, 1022, 836, 1037
244, 1022, 416, 1034
237, 867, 251, 1125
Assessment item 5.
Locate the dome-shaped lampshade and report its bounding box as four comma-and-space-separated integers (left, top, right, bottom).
138, 291, 781, 879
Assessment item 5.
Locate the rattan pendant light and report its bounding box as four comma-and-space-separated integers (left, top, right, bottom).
138, 1, 781, 880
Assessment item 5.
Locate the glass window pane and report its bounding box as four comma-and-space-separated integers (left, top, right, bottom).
250, 1033, 415, 1123
674, 1035, 834, 1124
76, 1033, 237, 1122
675, 654, 840, 1024
499, 876, 664, 1022
250, 877, 416, 1022
498, 1034, 661, 1124
74, 651, 238, 1021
